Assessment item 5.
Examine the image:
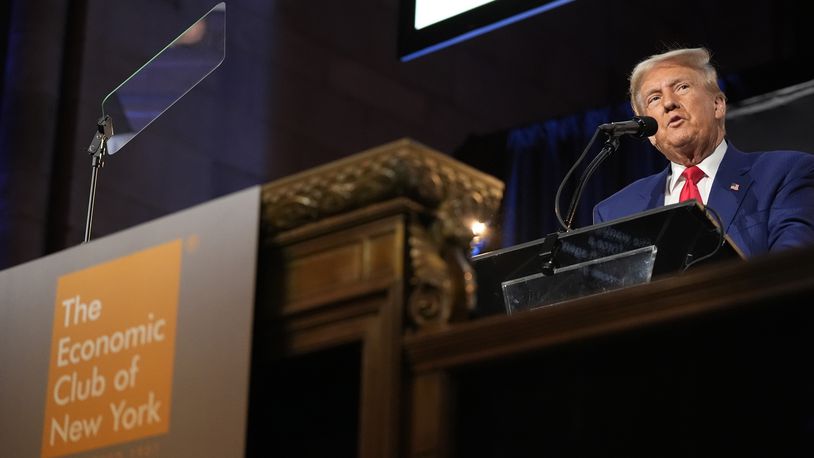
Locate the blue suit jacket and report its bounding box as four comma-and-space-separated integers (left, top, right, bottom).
593, 144, 814, 257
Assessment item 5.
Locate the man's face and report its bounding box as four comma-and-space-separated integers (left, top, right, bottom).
638, 64, 726, 165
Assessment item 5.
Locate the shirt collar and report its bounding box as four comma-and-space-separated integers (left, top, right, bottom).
668, 139, 727, 191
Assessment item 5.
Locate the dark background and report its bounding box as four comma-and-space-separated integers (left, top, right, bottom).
1, 0, 813, 269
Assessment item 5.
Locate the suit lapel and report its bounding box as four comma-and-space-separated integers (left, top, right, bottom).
707, 144, 754, 233
641, 168, 669, 210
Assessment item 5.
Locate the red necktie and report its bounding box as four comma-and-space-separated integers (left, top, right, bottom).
679, 166, 705, 204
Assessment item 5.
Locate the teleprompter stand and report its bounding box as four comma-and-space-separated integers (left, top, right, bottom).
83, 115, 113, 243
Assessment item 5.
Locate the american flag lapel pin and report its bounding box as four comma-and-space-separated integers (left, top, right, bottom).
730, 183, 740, 191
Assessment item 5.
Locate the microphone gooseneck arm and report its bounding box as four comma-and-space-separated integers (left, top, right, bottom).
554, 116, 657, 232
554, 128, 601, 231
563, 135, 620, 230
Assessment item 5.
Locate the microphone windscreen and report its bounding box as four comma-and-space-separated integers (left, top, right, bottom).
635, 116, 658, 137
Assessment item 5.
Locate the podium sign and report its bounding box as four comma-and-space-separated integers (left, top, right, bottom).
0, 187, 259, 458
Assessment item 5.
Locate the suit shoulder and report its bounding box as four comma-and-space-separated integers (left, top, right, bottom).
746, 150, 814, 174
593, 171, 665, 223
596, 172, 664, 209
748, 149, 814, 164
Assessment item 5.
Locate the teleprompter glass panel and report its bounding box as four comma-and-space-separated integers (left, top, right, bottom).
502, 245, 657, 314
102, 3, 226, 155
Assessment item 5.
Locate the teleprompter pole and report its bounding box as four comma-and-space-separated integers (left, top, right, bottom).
83, 115, 113, 243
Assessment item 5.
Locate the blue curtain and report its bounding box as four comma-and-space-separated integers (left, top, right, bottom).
457, 102, 667, 250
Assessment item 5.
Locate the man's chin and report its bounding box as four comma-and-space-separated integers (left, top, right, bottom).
656, 143, 697, 164
663, 136, 695, 153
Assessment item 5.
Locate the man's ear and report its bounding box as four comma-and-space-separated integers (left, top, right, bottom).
714, 94, 727, 120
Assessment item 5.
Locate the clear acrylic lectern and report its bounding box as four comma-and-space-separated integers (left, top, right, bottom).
472, 201, 744, 315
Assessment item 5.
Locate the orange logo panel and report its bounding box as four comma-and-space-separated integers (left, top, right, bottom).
41, 240, 182, 457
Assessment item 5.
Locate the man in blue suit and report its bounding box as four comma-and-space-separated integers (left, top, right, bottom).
593, 48, 814, 258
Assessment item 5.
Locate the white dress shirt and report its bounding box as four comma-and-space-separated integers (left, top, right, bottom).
664, 140, 727, 205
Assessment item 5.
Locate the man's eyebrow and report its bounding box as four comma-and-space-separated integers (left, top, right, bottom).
643, 78, 683, 96
643, 86, 663, 98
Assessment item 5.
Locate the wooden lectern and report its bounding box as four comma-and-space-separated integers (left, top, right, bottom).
248, 139, 504, 457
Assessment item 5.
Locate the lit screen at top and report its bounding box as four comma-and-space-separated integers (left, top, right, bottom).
400, 0, 574, 61
414, 0, 497, 29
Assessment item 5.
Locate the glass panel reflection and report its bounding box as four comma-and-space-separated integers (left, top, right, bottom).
102, 2, 226, 155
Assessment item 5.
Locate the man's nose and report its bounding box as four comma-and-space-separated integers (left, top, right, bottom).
662, 92, 679, 111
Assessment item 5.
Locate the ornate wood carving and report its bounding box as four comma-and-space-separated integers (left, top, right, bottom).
406, 220, 477, 329
406, 222, 454, 326
261, 139, 503, 241
260, 139, 504, 330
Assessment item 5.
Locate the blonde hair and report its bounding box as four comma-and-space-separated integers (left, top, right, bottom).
629, 48, 724, 114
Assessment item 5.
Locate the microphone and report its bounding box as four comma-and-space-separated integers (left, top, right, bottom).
598, 116, 657, 137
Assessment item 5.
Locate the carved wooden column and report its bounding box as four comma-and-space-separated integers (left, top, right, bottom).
252, 139, 503, 458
